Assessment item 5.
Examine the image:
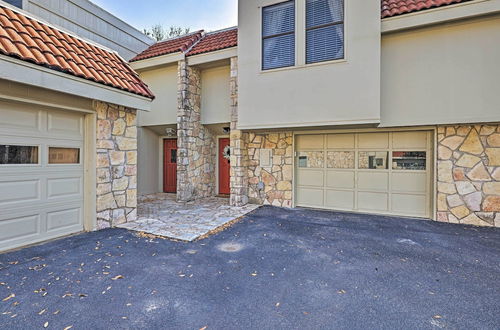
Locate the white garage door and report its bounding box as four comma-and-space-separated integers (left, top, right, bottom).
0, 101, 85, 252
295, 131, 432, 218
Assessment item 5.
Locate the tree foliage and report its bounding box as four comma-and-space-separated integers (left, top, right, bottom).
143, 24, 191, 41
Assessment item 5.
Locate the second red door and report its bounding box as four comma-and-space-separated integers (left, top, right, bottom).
218, 138, 230, 195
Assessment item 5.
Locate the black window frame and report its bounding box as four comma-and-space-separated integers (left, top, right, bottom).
305, 0, 345, 64
261, 0, 296, 71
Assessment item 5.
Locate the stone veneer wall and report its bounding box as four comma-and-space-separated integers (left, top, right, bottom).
437, 124, 500, 227
177, 60, 216, 201
229, 57, 249, 206
246, 132, 294, 207
95, 101, 138, 229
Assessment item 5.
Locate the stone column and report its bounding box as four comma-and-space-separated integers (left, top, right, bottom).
176, 60, 216, 202
95, 101, 138, 229
229, 57, 249, 206
436, 124, 500, 227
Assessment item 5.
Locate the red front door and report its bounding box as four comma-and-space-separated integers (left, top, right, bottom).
218, 138, 230, 195
163, 139, 177, 193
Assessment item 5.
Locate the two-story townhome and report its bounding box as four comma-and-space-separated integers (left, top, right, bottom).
132, 0, 500, 228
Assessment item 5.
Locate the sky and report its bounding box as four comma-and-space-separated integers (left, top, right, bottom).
91, 0, 238, 33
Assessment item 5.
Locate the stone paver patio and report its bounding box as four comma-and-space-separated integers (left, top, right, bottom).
117, 193, 260, 241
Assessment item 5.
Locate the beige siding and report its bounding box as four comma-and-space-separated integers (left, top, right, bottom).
381, 15, 500, 127
201, 66, 231, 125
137, 127, 160, 195
238, 0, 381, 129
137, 65, 178, 127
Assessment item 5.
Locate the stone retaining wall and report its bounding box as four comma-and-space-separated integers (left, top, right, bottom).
437, 124, 500, 227
95, 101, 138, 229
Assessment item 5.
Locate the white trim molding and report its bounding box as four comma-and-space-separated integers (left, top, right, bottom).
130, 53, 185, 71
187, 47, 238, 66
382, 0, 500, 33
0, 55, 152, 111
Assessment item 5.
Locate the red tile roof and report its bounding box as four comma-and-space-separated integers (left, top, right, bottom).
381, 0, 472, 18
0, 6, 154, 99
130, 31, 204, 62
187, 27, 238, 56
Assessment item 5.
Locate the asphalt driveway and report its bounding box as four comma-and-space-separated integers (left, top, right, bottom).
1, 207, 499, 330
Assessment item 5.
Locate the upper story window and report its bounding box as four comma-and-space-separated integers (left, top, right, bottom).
306, 0, 344, 64
262, 1, 296, 70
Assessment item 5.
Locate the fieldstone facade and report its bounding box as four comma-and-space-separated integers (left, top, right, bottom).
246, 132, 294, 207
177, 60, 216, 202
95, 101, 138, 229
229, 57, 249, 206
437, 124, 500, 227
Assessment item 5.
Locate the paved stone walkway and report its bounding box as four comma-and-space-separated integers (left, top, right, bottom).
117, 193, 260, 241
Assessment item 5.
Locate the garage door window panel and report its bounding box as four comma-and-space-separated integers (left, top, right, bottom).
327, 151, 354, 169
358, 151, 388, 170
0, 145, 39, 165
48, 147, 80, 165
392, 151, 426, 171
298, 151, 324, 168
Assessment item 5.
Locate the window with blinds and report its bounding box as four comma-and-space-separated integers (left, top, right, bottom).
306, 0, 344, 64
262, 1, 295, 70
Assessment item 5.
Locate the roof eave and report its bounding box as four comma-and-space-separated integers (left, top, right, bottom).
382, 0, 500, 33
0, 55, 153, 111
130, 52, 185, 71
187, 47, 238, 66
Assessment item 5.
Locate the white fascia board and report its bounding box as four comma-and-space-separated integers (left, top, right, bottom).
130, 53, 184, 71
382, 0, 500, 33
187, 47, 238, 66
0, 55, 152, 111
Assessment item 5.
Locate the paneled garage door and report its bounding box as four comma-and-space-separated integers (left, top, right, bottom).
295, 131, 433, 218
0, 101, 85, 252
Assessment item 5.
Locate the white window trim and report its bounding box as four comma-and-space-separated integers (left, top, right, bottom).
259, 0, 348, 74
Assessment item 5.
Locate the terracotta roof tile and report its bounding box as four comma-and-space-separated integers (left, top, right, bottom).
0, 5, 154, 99
187, 27, 238, 56
130, 31, 204, 62
381, 0, 472, 18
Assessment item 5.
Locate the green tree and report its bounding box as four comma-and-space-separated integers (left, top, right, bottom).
143, 24, 191, 41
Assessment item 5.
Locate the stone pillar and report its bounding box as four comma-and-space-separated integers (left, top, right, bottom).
229, 57, 249, 206
176, 60, 216, 202
95, 101, 138, 229
436, 124, 500, 227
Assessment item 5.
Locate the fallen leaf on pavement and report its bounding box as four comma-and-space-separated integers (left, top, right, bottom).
2, 294, 15, 301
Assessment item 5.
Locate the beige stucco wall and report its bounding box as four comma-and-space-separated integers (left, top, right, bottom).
201, 65, 231, 125
237, 0, 381, 129
137, 127, 160, 195
137, 64, 178, 127
381, 14, 500, 127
